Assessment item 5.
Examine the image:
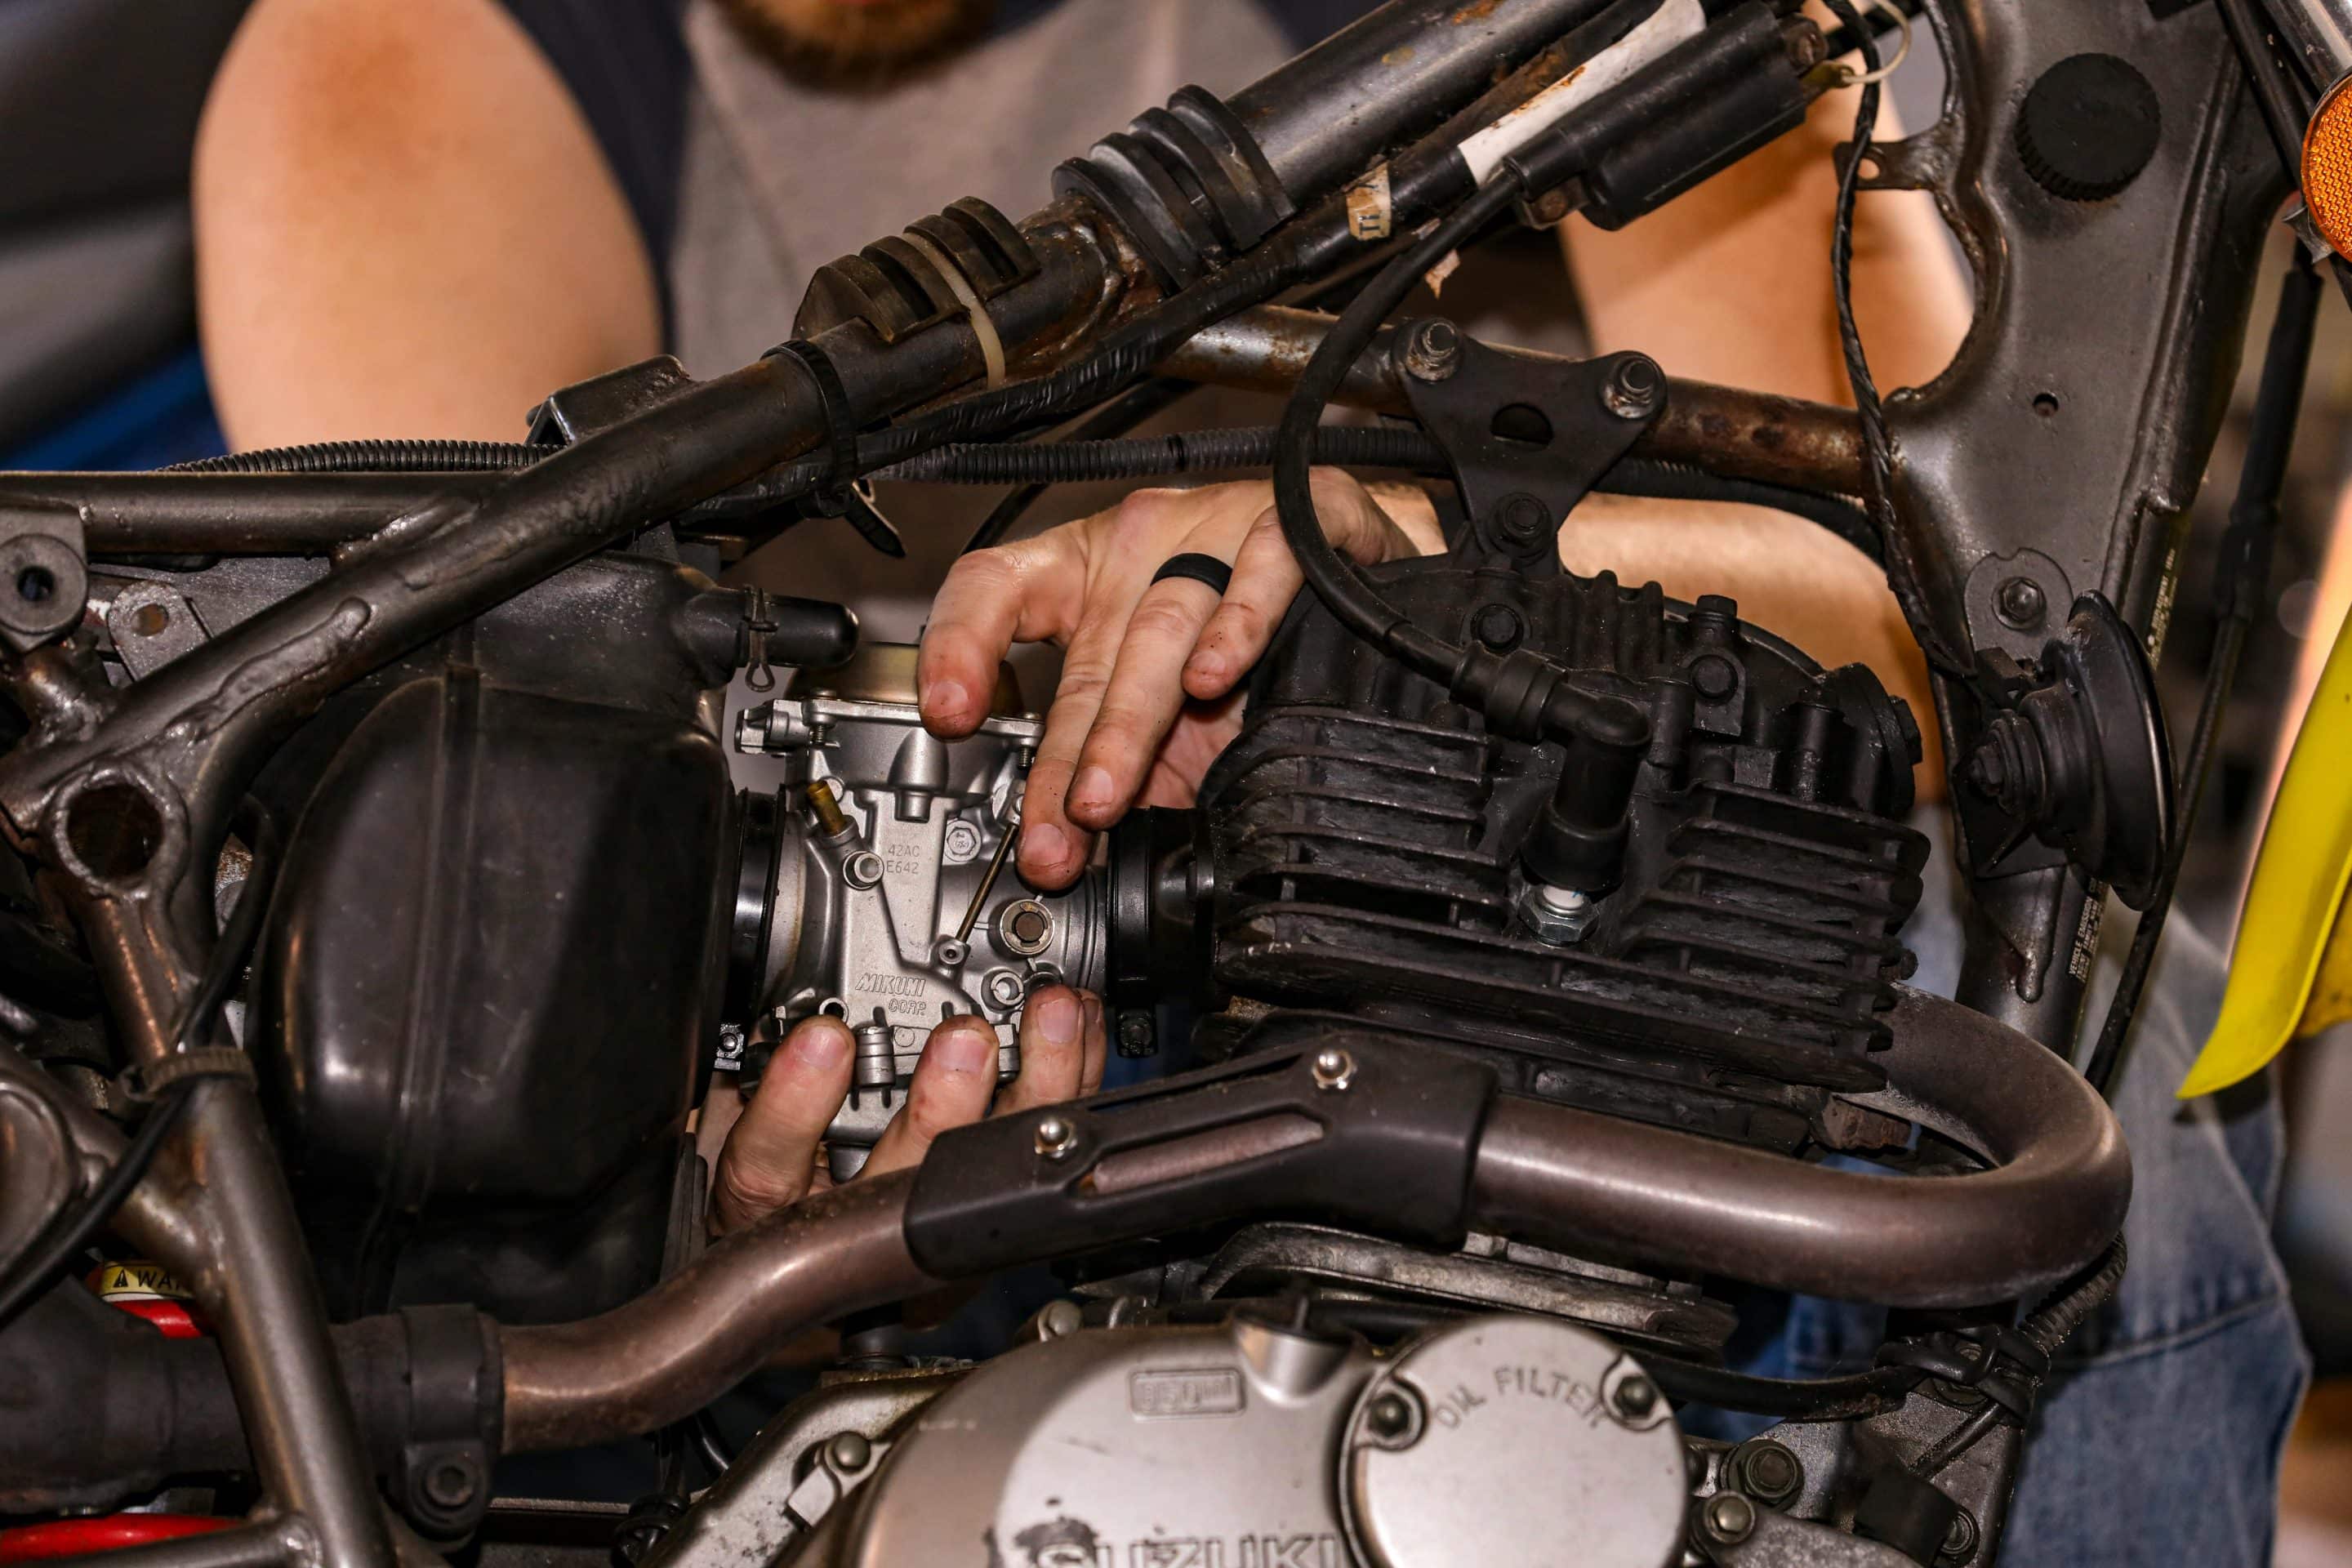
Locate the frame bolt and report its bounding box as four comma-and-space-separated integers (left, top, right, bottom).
1494, 493, 1550, 548
1034, 1114, 1080, 1160
1311, 1048, 1356, 1090
1700, 1491, 1757, 1546
1403, 318, 1462, 381
1994, 575, 2047, 631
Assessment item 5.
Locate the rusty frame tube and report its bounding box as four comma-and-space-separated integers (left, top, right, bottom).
1157, 303, 1867, 494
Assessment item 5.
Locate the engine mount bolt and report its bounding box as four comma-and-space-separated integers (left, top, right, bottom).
1604, 354, 1664, 421
826, 1432, 872, 1472
1403, 318, 1462, 382
844, 850, 885, 889
1994, 575, 2047, 631
1611, 1374, 1659, 1419
1700, 1491, 1757, 1546
1310, 1047, 1356, 1091
1034, 1114, 1080, 1160
1731, 1438, 1802, 1505
1494, 493, 1550, 549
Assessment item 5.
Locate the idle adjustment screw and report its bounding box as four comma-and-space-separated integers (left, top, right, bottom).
1034, 1114, 1079, 1160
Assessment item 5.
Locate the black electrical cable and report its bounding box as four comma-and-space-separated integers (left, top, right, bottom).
1818, 0, 1970, 682
167, 439, 552, 475
0, 804, 280, 1337
902, 429, 1886, 563
1271, 168, 1530, 684
1911, 1237, 2128, 1476
956, 376, 1201, 555
2081, 256, 2323, 1098
2216, 0, 2317, 179
1643, 1356, 1922, 1421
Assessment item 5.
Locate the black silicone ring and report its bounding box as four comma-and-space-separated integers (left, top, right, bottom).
1150, 552, 1234, 595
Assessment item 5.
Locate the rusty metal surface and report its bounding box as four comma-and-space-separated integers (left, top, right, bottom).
1158, 305, 1867, 493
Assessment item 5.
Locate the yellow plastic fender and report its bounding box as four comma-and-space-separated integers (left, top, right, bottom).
2181, 604, 2352, 1097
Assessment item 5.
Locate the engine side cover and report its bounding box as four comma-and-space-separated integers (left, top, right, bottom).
821, 1315, 1685, 1568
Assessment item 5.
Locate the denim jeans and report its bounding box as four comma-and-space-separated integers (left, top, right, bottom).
1733, 842, 2310, 1565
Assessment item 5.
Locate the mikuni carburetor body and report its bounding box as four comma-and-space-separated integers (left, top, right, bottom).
732, 644, 1107, 1173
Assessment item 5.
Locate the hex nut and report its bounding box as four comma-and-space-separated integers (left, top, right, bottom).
943, 819, 983, 864
1612, 1375, 1659, 1419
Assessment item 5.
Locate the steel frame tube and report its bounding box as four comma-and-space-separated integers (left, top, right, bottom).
1158, 304, 1867, 493
1468, 986, 2130, 1307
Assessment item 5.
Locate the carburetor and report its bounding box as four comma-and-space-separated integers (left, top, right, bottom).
729, 644, 1107, 1171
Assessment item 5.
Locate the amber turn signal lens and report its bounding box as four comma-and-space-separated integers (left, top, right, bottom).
2305, 75, 2352, 257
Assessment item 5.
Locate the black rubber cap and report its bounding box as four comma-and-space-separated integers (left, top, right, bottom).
2015, 53, 2161, 202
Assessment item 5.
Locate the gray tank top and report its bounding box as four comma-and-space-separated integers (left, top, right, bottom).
666, 0, 1300, 633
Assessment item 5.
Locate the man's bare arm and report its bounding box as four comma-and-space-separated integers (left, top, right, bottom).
194, 0, 662, 448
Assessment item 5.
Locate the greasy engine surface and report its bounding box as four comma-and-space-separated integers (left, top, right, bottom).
1186, 558, 1931, 1154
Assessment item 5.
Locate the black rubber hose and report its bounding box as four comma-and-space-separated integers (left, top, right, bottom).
167, 439, 550, 474
2081, 257, 2321, 1099
958, 376, 1200, 555
1641, 1356, 1922, 1421
893, 424, 1444, 484
903, 432, 1885, 565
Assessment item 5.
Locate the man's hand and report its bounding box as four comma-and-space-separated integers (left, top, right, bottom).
917, 472, 1441, 889
710, 987, 1107, 1234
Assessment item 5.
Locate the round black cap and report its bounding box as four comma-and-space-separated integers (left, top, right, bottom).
2015, 53, 2161, 203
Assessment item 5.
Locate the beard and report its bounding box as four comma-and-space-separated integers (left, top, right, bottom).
715, 0, 1001, 87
